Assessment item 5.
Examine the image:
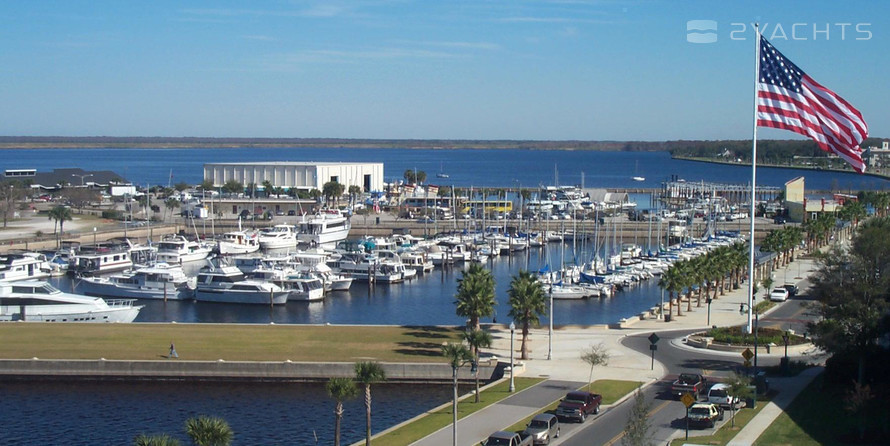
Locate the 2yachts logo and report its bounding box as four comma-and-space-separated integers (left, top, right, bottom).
686, 20, 872, 43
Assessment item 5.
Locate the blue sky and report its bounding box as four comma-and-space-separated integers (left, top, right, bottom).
0, 1, 885, 141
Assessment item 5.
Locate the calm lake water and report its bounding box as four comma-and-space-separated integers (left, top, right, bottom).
1, 147, 886, 191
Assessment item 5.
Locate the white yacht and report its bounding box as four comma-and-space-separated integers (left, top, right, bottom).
276, 275, 325, 302
296, 210, 351, 246
0, 252, 53, 283
329, 252, 409, 283
216, 230, 261, 255
77, 263, 196, 300
0, 281, 142, 323
68, 245, 133, 276
257, 224, 298, 250
194, 264, 288, 305
399, 251, 434, 274
156, 235, 212, 264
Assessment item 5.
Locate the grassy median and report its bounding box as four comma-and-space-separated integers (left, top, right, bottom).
669, 391, 776, 446
0, 323, 465, 362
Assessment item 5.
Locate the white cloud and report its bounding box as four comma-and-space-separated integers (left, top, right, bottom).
242, 35, 278, 42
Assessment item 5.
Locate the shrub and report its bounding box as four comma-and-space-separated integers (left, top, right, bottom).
102, 209, 121, 220
707, 326, 807, 346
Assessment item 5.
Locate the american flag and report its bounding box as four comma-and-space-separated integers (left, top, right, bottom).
756, 35, 868, 173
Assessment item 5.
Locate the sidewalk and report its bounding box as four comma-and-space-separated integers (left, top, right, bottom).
726, 366, 823, 446
406, 253, 823, 445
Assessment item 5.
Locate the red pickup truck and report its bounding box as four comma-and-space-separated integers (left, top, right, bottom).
555, 391, 602, 422
671, 373, 707, 399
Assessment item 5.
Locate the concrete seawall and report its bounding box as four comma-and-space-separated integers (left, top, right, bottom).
0, 358, 498, 383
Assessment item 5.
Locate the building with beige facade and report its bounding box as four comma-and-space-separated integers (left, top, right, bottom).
203, 162, 384, 193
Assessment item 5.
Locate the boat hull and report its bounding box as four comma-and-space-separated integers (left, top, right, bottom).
78, 277, 194, 300
195, 289, 289, 305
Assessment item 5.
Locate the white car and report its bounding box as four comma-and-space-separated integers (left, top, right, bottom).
707, 383, 740, 409
769, 288, 790, 302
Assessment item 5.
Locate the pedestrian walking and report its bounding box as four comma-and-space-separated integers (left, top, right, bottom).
169, 342, 178, 359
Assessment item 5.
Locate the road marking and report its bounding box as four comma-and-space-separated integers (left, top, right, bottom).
602, 399, 671, 446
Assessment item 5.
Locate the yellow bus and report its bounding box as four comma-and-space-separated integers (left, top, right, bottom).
462, 200, 513, 215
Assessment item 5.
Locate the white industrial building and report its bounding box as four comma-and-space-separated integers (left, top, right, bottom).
203, 162, 384, 192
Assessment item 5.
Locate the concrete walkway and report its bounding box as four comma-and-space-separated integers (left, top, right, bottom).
725, 366, 823, 446
405, 251, 826, 445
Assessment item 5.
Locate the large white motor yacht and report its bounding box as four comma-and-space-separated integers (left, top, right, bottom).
156, 235, 212, 264
77, 263, 196, 300
0, 281, 142, 323
216, 230, 261, 256
257, 225, 298, 250
194, 264, 288, 305
296, 210, 351, 246
0, 252, 53, 283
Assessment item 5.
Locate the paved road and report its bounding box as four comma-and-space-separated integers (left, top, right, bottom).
556, 295, 822, 446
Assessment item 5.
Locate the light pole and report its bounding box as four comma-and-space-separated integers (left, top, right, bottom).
71, 173, 93, 186
92, 227, 97, 246
548, 284, 553, 360
781, 331, 790, 372
509, 321, 516, 392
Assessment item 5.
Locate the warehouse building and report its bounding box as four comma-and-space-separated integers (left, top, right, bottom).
203, 162, 384, 192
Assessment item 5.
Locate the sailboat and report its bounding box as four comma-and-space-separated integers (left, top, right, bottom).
436, 162, 449, 179
632, 160, 645, 182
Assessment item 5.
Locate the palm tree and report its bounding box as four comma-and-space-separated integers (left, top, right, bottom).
454, 263, 496, 331
441, 342, 473, 445
134, 434, 181, 446
507, 270, 547, 360
261, 180, 274, 197
348, 185, 363, 207
184, 416, 233, 446
355, 361, 386, 446
47, 205, 73, 248
657, 264, 680, 319
164, 198, 180, 221
199, 180, 215, 192
463, 328, 493, 403
322, 181, 346, 207
326, 377, 359, 446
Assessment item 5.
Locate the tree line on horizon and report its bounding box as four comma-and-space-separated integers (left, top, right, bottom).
2, 136, 884, 153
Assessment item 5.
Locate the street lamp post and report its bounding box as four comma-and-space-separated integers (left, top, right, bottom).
781, 331, 790, 372
93, 227, 97, 246
71, 173, 93, 186
509, 321, 516, 392
548, 285, 553, 360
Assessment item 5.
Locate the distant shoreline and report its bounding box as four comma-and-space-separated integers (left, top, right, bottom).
672, 155, 890, 182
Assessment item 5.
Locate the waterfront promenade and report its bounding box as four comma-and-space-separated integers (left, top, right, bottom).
398, 253, 824, 446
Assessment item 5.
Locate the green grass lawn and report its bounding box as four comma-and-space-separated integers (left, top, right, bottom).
756, 374, 890, 445
669, 392, 776, 446
0, 324, 465, 362
371, 377, 545, 446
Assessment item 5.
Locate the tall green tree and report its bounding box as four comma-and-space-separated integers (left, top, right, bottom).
463, 328, 493, 403
184, 416, 233, 446
200, 180, 215, 192
808, 217, 890, 384
355, 361, 386, 446
454, 263, 496, 331
47, 205, 73, 247
326, 377, 359, 446
222, 180, 243, 195
0, 179, 23, 228
322, 181, 346, 207
348, 185, 363, 206
261, 180, 274, 197
507, 270, 547, 360
622, 387, 653, 446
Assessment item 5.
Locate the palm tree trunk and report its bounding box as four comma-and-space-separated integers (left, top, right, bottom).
334, 403, 344, 446
365, 385, 372, 446
520, 324, 529, 360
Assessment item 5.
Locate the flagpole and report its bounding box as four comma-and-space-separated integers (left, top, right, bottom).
747, 24, 761, 335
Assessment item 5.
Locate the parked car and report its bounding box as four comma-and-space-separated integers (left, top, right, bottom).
555, 391, 601, 422
783, 283, 799, 297
707, 383, 740, 409
522, 413, 560, 445
482, 430, 533, 446
287, 210, 297, 216
769, 288, 790, 302
687, 403, 724, 428
773, 215, 787, 224
416, 216, 435, 223
671, 373, 707, 399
